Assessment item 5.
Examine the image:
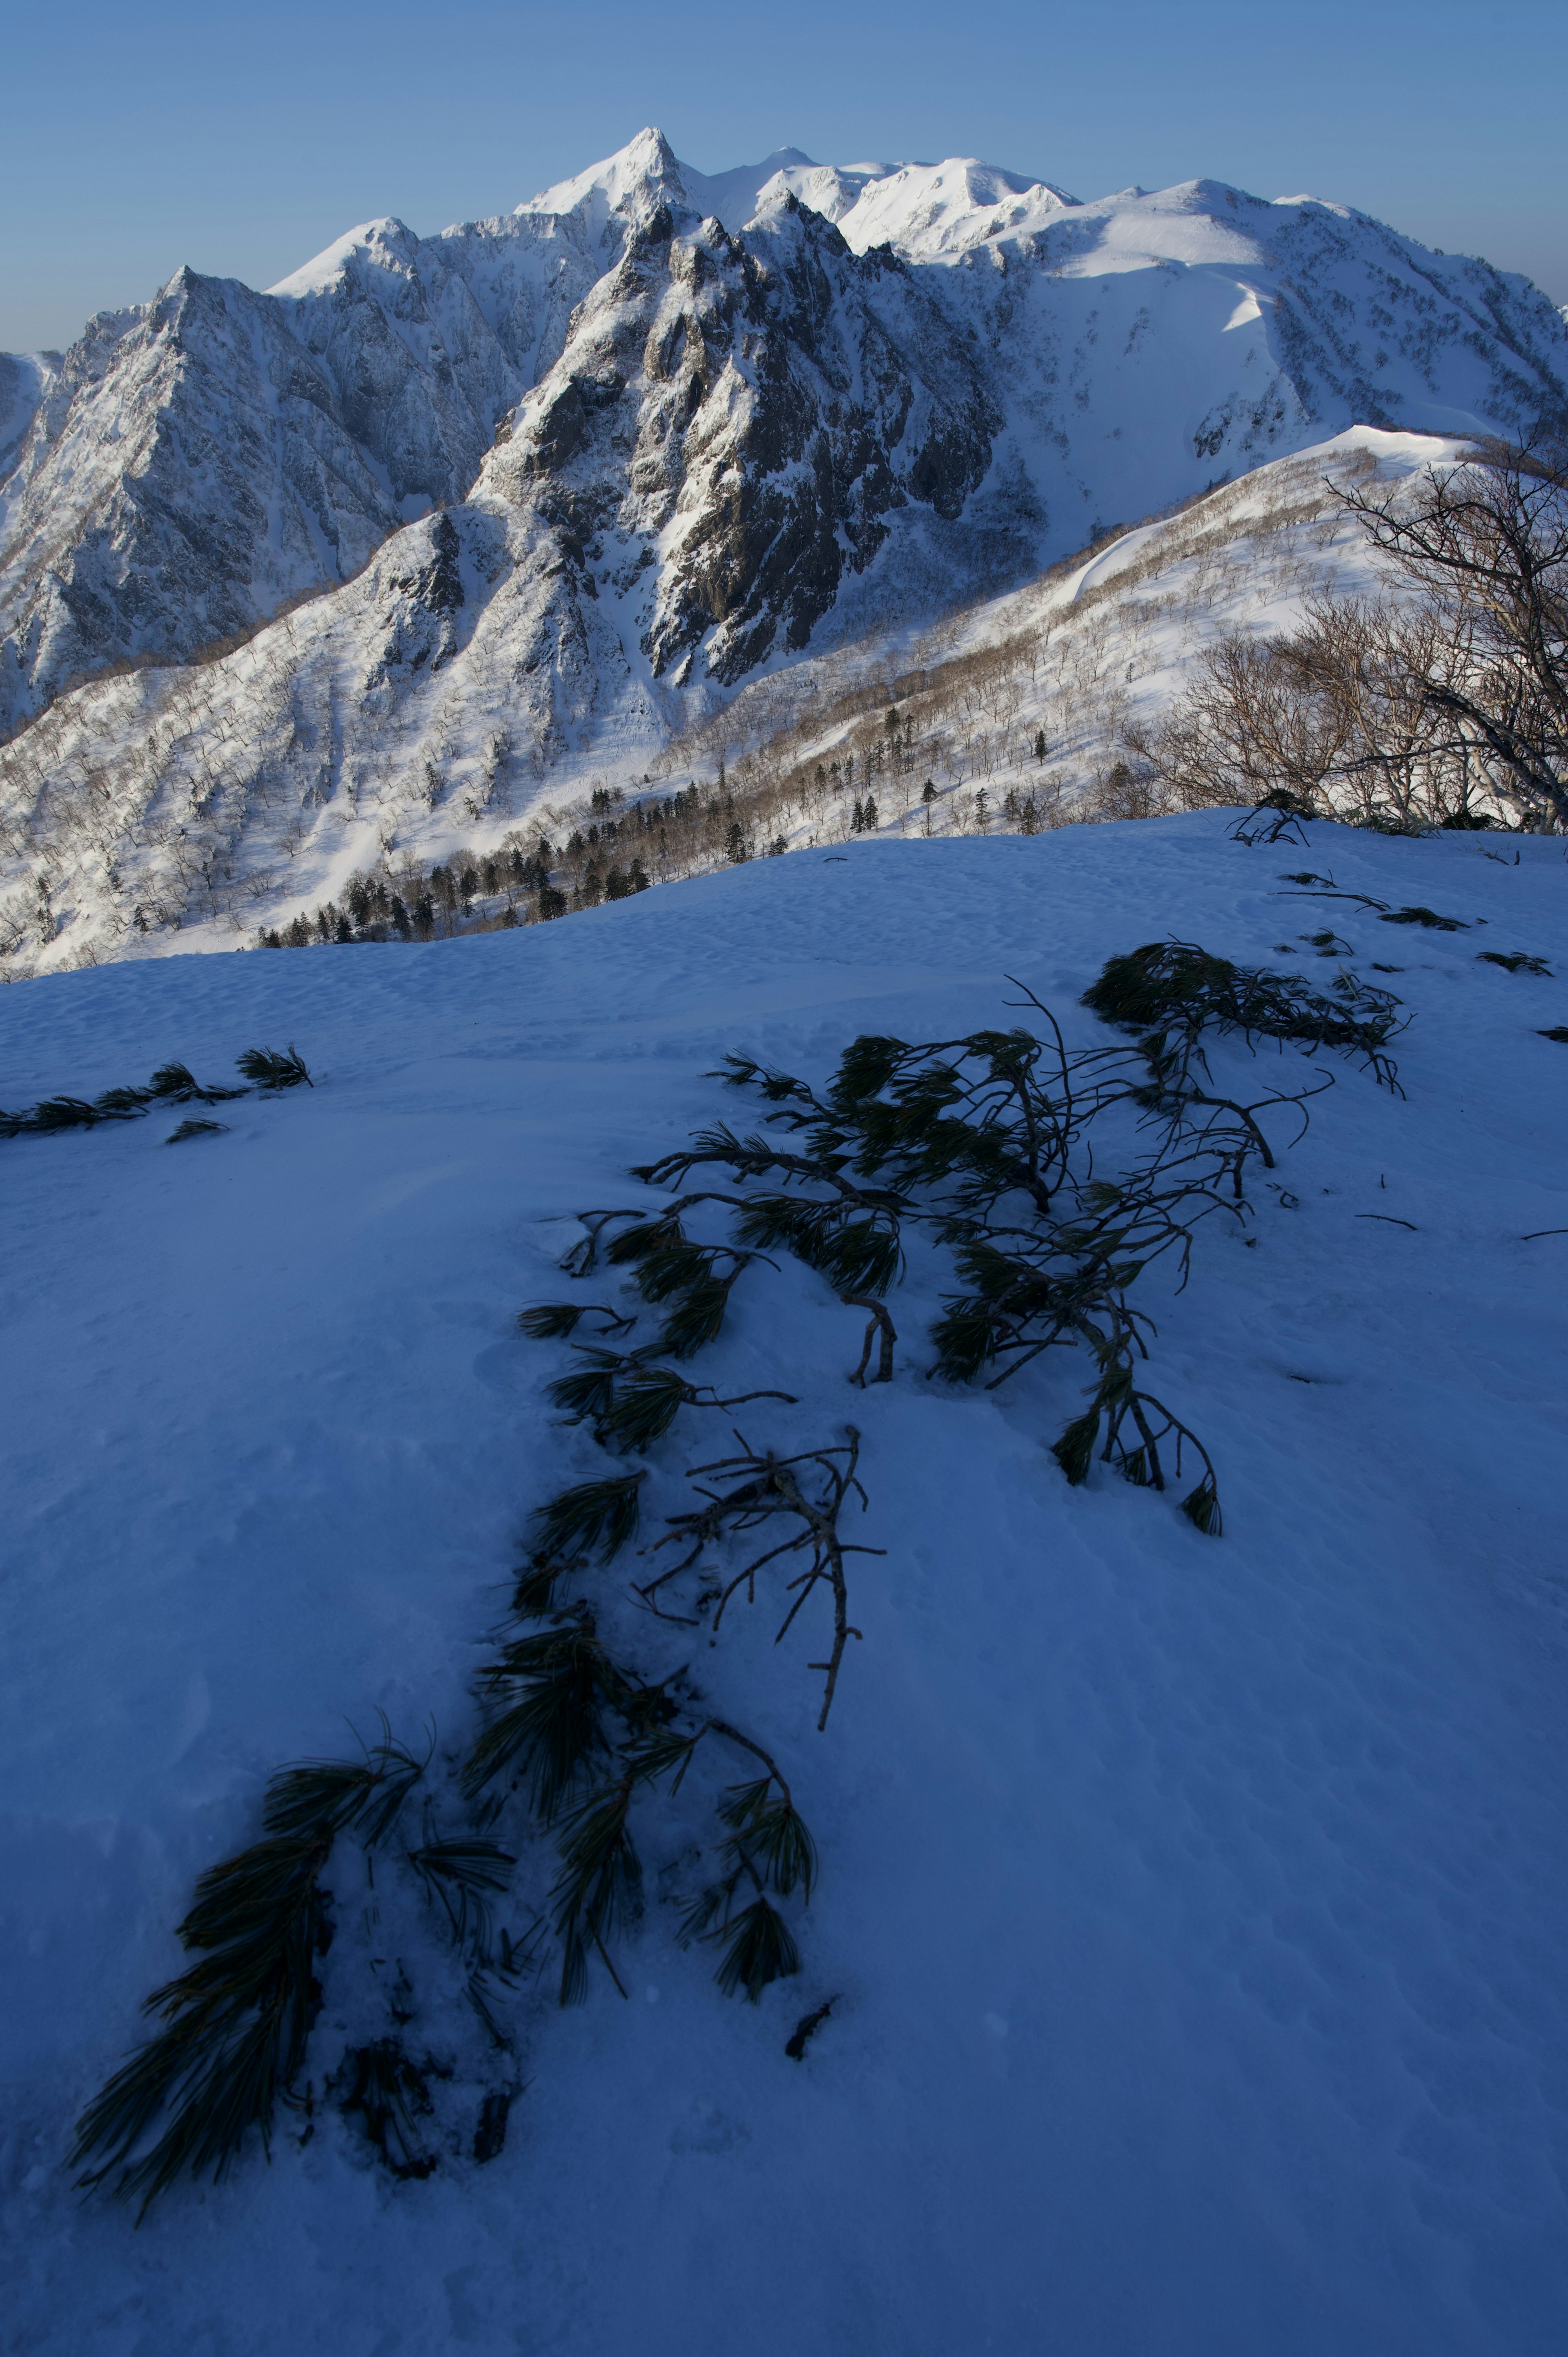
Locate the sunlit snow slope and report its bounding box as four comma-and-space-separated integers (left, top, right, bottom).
2, 820, 1567, 2355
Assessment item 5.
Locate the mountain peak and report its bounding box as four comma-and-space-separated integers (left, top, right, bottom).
267, 217, 420, 299
519, 127, 683, 225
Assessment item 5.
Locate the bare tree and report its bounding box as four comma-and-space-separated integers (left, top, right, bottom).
1340, 435, 1568, 827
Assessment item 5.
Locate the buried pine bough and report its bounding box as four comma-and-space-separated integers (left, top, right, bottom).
1, 1045, 312, 1140
68, 1726, 516, 2214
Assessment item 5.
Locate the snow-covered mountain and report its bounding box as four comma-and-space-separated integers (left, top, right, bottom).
1, 130, 1565, 972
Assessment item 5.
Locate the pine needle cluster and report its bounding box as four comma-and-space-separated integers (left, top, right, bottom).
2, 1044, 313, 1140
605, 943, 1392, 1537
461, 1567, 820, 2007
1081, 942, 1405, 1084
71, 1727, 517, 2212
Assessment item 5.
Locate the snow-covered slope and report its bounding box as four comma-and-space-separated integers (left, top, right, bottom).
1, 132, 1565, 967
0, 428, 1454, 977
3, 821, 1567, 2353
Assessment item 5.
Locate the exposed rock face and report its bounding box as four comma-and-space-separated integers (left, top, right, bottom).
0, 272, 414, 734
0, 172, 630, 735
495, 197, 1004, 689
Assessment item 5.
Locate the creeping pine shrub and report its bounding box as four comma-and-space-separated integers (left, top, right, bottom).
75, 926, 1411, 2215
1081, 941, 1404, 1083
71, 1724, 521, 2212
2, 1046, 312, 1139
1477, 951, 1552, 974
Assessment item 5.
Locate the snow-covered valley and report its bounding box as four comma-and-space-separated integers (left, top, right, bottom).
3, 815, 1568, 2353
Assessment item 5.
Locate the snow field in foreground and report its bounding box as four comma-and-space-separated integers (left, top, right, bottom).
1, 814, 1566, 2355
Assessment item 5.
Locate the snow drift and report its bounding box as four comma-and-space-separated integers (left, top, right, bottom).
2, 816, 1567, 2353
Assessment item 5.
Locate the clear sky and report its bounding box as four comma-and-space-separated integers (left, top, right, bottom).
3, 0, 1564, 354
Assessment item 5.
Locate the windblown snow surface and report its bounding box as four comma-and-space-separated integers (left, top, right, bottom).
3, 816, 1568, 2354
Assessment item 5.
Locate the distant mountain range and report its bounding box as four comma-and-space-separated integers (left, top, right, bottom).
0, 128, 1564, 971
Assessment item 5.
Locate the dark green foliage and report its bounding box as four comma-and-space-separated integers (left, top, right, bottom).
1478, 950, 1552, 974
147, 1061, 247, 1104
1180, 1472, 1224, 1535
675, 1751, 816, 2005
71, 1846, 330, 2216
24, 1096, 107, 1133
733, 1194, 903, 1296
542, 1349, 794, 1454
236, 1045, 314, 1089
1377, 906, 1467, 931
717, 1778, 817, 1901
622, 1726, 705, 1790
545, 1351, 624, 1429
550, 1779, 642, 2005
462, 1621, 621, 1814
592, 1363, 693, 1452
405, 1835, 516, 1960
710, 1052, 817, 1107
653, 1269, 739, 1357
575, 1209, 760, 1357
527, 1473, 645, 1564
165, 1119, 228, 1144
1051, 1408, 1103, 1487
1082, 941, 1404, 1084
263, 1736, 428, 1849
519, 1300, 633, 1339
713, 1898, 800, 2002
339, 2040, 439, 2179
71, 1730, 425, 2215
472, 1450, 823, 2009
4, 1044, 315, 1141
510, 1559, 566, 1617
706, 960, 1337, 1538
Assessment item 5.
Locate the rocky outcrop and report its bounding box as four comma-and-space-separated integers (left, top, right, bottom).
493, 197, 1004, 687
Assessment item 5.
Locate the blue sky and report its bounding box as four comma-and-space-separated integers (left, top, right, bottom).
3, 0, 1564, 352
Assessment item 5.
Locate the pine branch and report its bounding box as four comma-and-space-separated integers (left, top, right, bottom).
236, 1045, 313, 1089
545, 1342, 796, 1452
404, 1832, 517, 1961
72, 1730, 425, 2214
4, 1044, 316, 1141
462, 1618, 624, 1815
653, 1429, 874, 1728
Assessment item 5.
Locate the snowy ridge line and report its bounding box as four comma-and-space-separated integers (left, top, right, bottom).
639, 436, 1422, 852
0, 569, 370, 756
